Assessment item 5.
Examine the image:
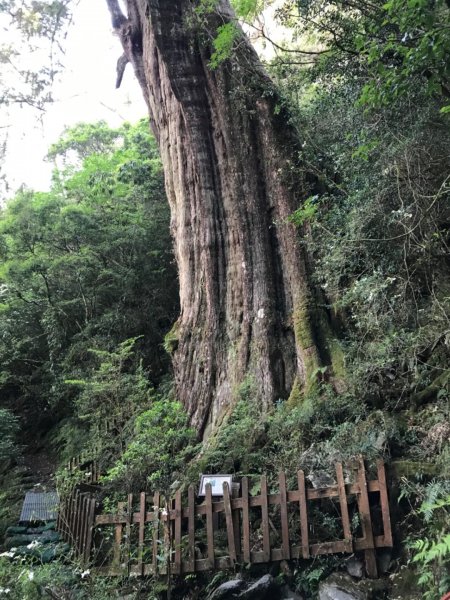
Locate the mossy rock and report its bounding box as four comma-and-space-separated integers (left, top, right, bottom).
391, 460, 439, 479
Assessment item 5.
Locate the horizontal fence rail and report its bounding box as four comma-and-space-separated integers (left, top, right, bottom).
57, 459, 392, 578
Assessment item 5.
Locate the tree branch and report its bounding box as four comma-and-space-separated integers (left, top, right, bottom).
116, 53, 129, 88
105, 0, 127, 30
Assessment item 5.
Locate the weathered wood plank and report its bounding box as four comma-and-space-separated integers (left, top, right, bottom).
377, 460, 393, 547
84, 498, 96, 566
335, 463, 352, 552
205, 483, 215, 569
187, 485, 195, 572
241, 476, 251, 563
260, 475, 270, 562
223, 482, 236, 564
174, 490, 182, 574
137, 492, 146, 576
297, 470, 309, 559
279, 472, 290, 559
125, 494, 133, 574
79, 496, 89, 558
113, 502, 125, 570
356, 458, 378, 578
152, 492, 160, 576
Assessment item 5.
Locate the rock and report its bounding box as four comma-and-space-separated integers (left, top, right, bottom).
208, 579, 246, 599
280, 585, 304, 599
280, 560, 293, 577
239, 574, 281, 600
307, 471, 336, 489
319, 574, 367, 600
319, 574, 388, 600
346, 557, 364, 578
377, 549, 392, 574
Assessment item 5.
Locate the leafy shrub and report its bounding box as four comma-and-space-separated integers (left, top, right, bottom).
0, 408, 20, 464
105, 395, 198, 496
409, 488, 450, 599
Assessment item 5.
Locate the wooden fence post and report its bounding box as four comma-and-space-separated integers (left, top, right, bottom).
223, 482, 236, 565
152, 492, 160, 576
83, 498, 96, 566
137, 492, 146, 576
205, 483, 215, 570
356, 458, 378, 578
112, 501, 125, 571
187, 485, 196, 572
335, 462, 353, 553
377, 460, 393, 547
297, 470, 309, 559
241, 477, 251, 563
260, 475, 270, 562
125, 494, 133, 575
174, 489, 182, 574
279, 472, 290, 560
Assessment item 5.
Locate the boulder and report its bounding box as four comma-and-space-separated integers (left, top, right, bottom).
280, 584, 304, 599
346, 557, 364, 579
319, 574, 367, 600
208, 579, 246, 599
319, 574, 388, 600
239, 574, 281, 600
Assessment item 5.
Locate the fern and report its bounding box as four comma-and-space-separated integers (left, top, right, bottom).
410, 493, 450, 599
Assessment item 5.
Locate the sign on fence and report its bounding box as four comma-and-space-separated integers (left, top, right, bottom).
198, 474, 234, 496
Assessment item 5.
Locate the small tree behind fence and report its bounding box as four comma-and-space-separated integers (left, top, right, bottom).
57, 459, 392, 579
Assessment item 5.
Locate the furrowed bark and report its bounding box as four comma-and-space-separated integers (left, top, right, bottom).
106, 0, 328, 435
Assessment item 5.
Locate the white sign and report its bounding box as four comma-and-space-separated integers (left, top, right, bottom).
198, 474, 233, 497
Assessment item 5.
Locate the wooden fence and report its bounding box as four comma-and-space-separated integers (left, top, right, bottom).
56, 459, 392, 579
56, 489, 97, 564
66, 454, 101, 485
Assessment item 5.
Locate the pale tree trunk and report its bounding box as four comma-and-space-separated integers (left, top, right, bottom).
106, 0, 335, 435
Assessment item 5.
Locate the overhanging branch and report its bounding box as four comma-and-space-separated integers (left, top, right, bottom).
105, 0, 127, 30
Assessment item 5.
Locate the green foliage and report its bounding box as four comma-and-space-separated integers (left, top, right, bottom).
275, 0, 450, 111
293, 556, 341, 596
0, 119, 177, 444
359, 0, 450, 108
0, 408, 20, 463
210, 22, 239, 68
409, 490, 450, 598
0, 556, 123, 600
196, 377, 267, 476
231, 0, 264, 20
287, 194, 318, 226
62, 337, 154, 469
270, 20, 450, 410
105, 394, 197, 496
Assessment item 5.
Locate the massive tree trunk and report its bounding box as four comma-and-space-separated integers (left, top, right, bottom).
106, 0, 331, 435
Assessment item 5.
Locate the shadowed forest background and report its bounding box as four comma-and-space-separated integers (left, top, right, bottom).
0, 0, 449, 598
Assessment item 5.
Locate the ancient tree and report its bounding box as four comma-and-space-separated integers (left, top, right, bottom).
106, 0, 336, 435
